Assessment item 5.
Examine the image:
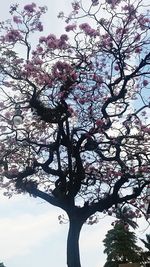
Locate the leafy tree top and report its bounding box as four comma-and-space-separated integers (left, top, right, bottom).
140, 234, 150, 263
114, 205, 139, 229
103, 222, 141, 264
141, 234, 150, 251
0, 0, 149, 221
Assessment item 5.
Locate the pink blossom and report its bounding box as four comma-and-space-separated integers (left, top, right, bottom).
114, 65, 119, 71
60, 34, 69, 41
65, 24, 76, 32
95, 119, 104, 127
58, 38, 68, 50
36, 46, 43, 53
5, 112, 11, 119
143, 127, 150, 133
72, 1, 80, 11
130, 199, 136, 204
79, 23, 90, 31
93, 74, 103, 83
122, 4, 136, 15
36, 22, 43, 32
47, 39, 58, 49
33, 58, 43, 65
67, 106, 75, 116
106, 0, 121, 8
12, 59, 22, 68
101, 34, 113, 48
134, 34, 141, 42
70, 71, 78, 80
41, 74, 52, 85
24, 3, 36, 13
8, 168, 18, 176
79, 23, 99, 37
135, 47, 142, 54
39, 36, 47, 43
138, 15, 150, 30
5, 30, 22, 42
24, 63, 36, 72
1, 126, 7, 132
79, 98, 86, 104
47, 34, 56, 40
13, 16, 22, 24
91, 0, 99, 6
116, 28, 128, 36
52, 61, 73, 80
55, 61, 71, 72
143, 80, 149, 87
46, 34, 58, 49
0, 102, 4, 108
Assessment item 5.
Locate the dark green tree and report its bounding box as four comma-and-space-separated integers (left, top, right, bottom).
140, 234, 150, 264
103, 206, 141, 267
0, 263, 6, 267
115, 205, 138, 230
141, 234, 150, 251
103, 223, 141, 267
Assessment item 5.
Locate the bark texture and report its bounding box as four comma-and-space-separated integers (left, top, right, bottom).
67, 215, 83, 267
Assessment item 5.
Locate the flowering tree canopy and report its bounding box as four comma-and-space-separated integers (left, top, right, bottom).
0, 1, 150, 266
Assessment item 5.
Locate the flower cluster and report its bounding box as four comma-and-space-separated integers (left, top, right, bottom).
52, 61, 75, 81
100, 33, 113, 49
91, 0, 99, 6
95, 119, 104, 127
36, 22, 43, 32
79, 23, 99, 37
143, 80, 149, 87
5, 29, 22, 42
106, 0, 122, 9
24, 3, 36, 13
39, 33, 69, 50
0, 0, 150, 224
13, 16, 22, 24
71, 1, 80, 11
65, 24, 77, 32
138, 14, 150, 30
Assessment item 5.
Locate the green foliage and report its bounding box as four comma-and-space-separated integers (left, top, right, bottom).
140, 234, 150, 264
103, 223, 141, 267
115, 206, 138, 230
140, 234, 150, 252
103, 260, 119, 267
0, 263, 5, 267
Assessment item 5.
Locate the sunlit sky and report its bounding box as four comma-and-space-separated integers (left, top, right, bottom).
0, 1, 149, 267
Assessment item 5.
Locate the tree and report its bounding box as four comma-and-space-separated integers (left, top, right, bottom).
0, 1, 150, 267
103, 223, 141, 267
140, 234, 150, 264
115, 205, 138, 229
103, 206, 141, 267
0, 263, 6, 267
141, 234, 150, 252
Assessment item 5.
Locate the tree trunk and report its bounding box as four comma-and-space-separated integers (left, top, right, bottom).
67, 216, 83, 267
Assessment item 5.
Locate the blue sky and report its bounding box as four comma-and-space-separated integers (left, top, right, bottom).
0, 1, 149, 267
0, 192, 149, 267
0, 193, 113, 267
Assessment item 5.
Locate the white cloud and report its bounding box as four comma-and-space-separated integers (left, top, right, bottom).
80, 217, 114, 267
0, 210, 60, 260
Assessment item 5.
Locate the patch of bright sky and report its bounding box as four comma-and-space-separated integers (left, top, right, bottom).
0, 192, 149, 267
0, 1, 149, 267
